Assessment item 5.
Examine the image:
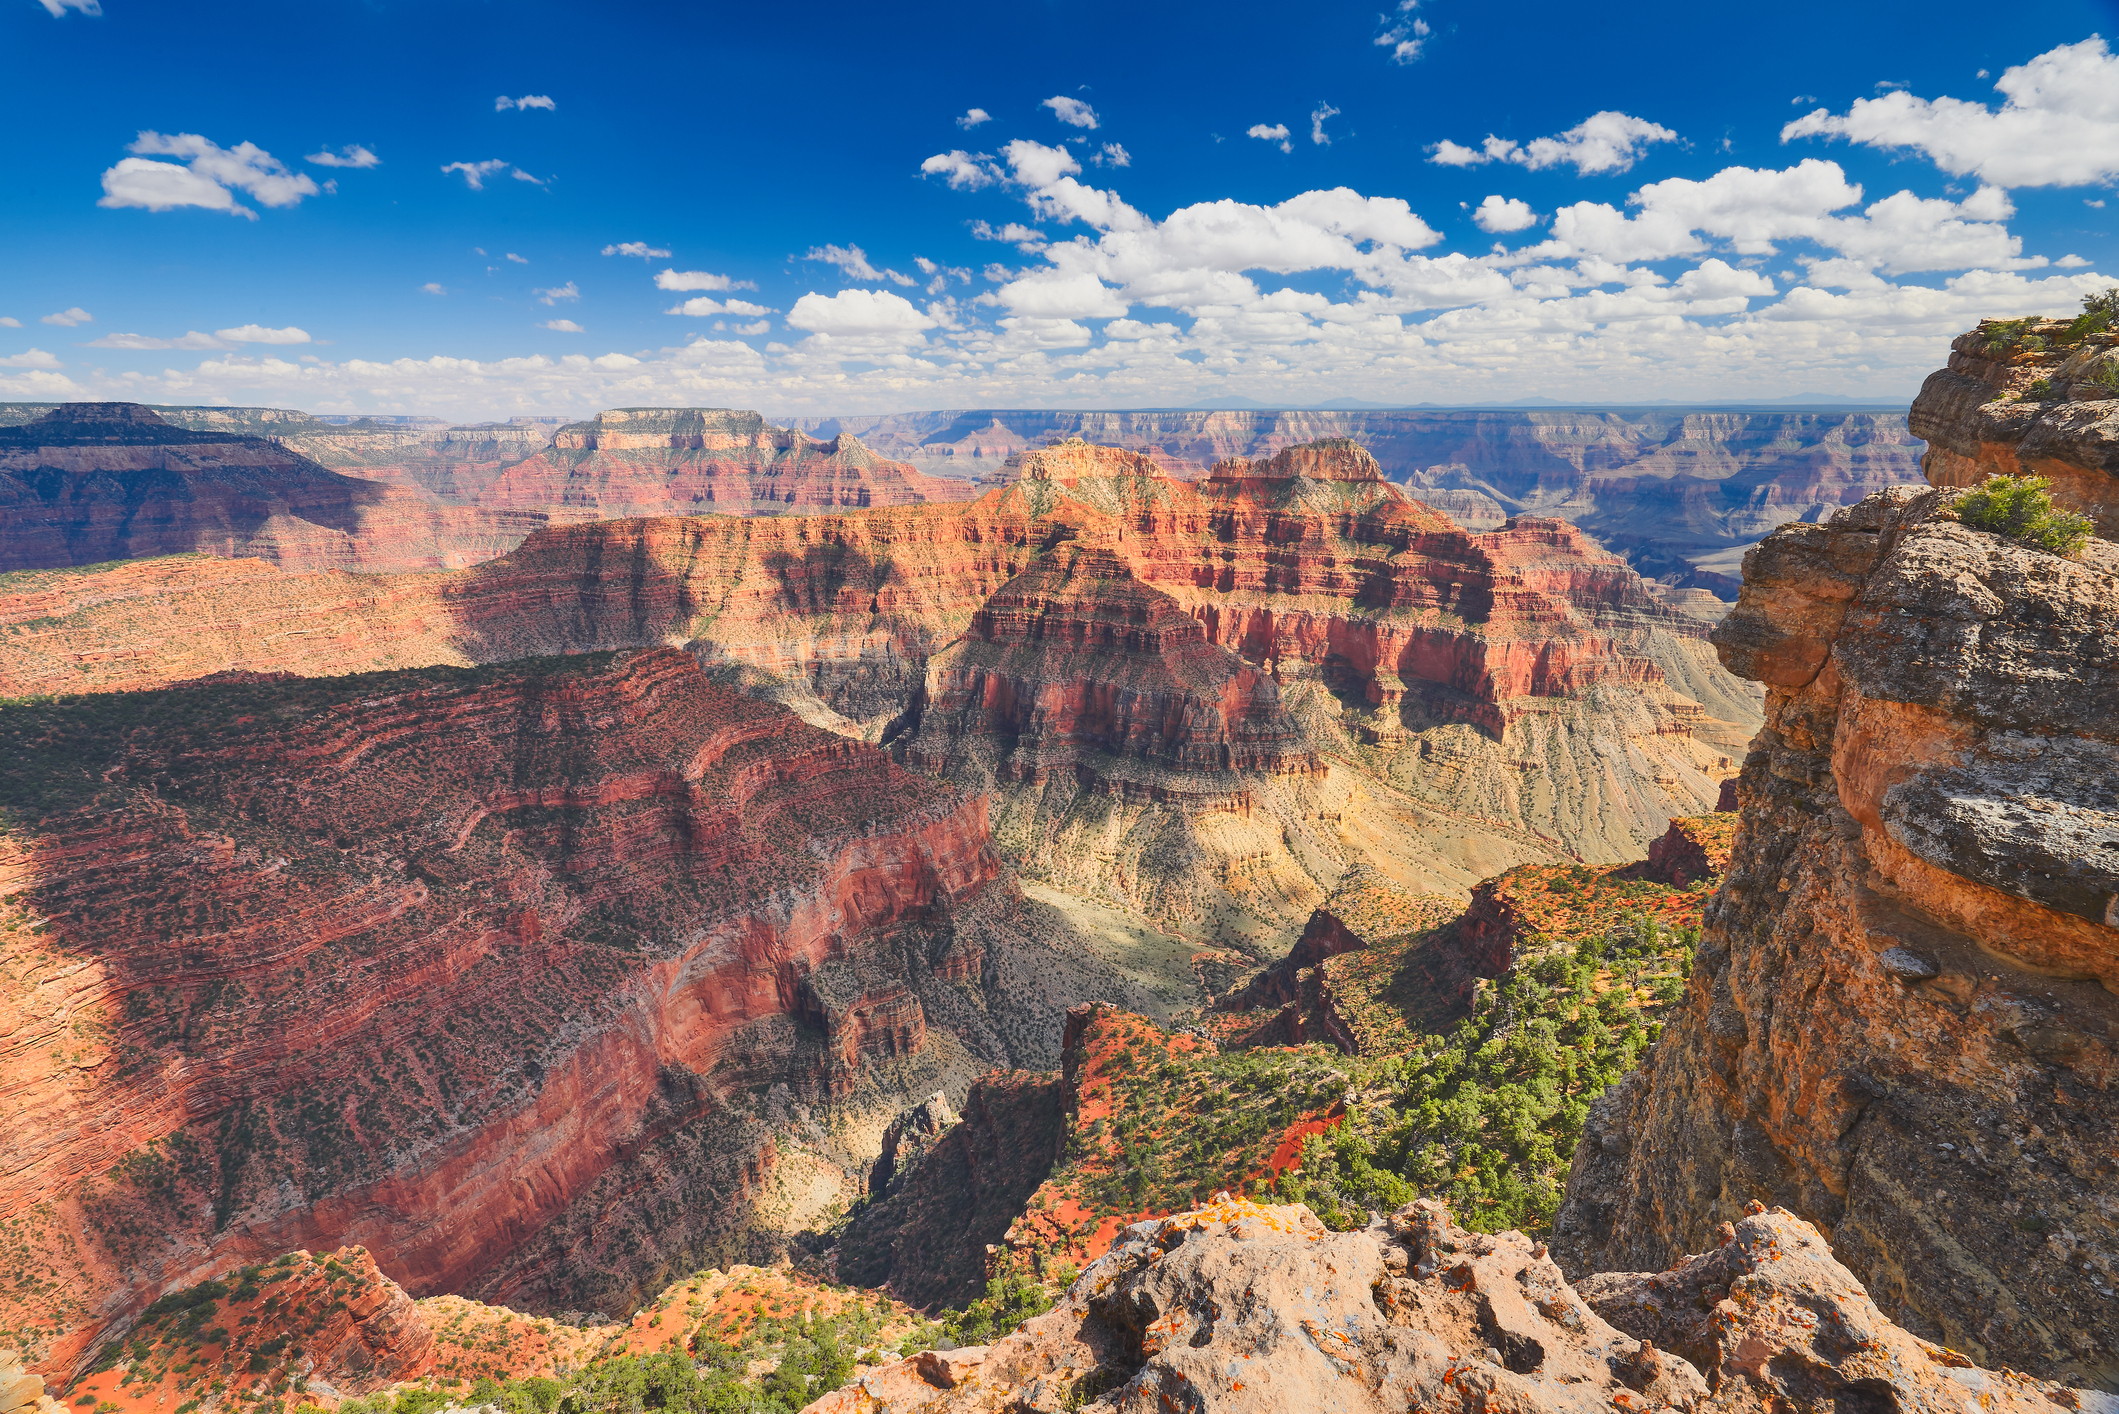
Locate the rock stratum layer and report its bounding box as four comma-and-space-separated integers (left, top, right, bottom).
0, 648, 1156, 1377
806, 1196, 2110, 1414
1909, 317, 2119, 535
0, 404, 543, 574
1554, 482, 2119, 1386
0, 436, 1757, 940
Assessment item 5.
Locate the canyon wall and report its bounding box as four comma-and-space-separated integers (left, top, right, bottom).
0, 404, 542, 574
1909, 316, 2119, 536
1553, 456, 2118, 1382
0, 648, 1152, 1376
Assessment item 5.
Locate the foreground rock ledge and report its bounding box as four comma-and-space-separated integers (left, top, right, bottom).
803, 1196, 2107, 1414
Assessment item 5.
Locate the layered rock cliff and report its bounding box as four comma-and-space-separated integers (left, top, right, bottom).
0, 435, 1758, 945
0, 648, 1149, 1377
1909, 315, 2119, 535
477, 408, 976, 522
1553, 482, 2119, 1387
0, 404, 542, 574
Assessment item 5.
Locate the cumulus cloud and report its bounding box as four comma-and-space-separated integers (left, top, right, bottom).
972, 220, 1048, 251
441, 159, 509, 190
1429, 111, 1680, 175
1472, 195, 1539, 233
1783, 36, 2119, 187
84, 331, 228, 350
495, 95, 556, 112
219, 325, 311, 344
664, 297, 776, 317
42, 308, 93, 326
1043, 96, 1100, 130
540, 319, 585, 332
604, 242, 672, 259
1248, 124, 1293, 154
785, 289, 936, 339
655, 268, 758, 291
1310, 103, 1340, 146
421, 283, 446, 295
0, 350, 63, 367
804, 244, 914, 284
506, 252, 529, 264
1093, 143, 1131, 168
1374, 1, 1431, 64
921, 149, 1004, 190
306, 145, 380, 169
99, 132, 320, 219
957, 108, 992, 129
534, 282, 580, 305
0, 318, 20, 328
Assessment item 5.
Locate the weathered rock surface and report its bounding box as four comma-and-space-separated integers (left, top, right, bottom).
805, 1196, 2104, 1414
1909, 320, 2119, 535
0, 403, 542, 573
0, 648, 1148, 1378
1555, 485, 2119, 1387
478, 408, 976, 521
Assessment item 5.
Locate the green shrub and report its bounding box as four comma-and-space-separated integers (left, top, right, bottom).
2027, 378, 2056, 400
1955, 475, 2094, 555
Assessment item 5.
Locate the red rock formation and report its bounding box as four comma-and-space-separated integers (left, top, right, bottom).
0, 648, 1017, 1377
1555, 483, 2119, 1387
479, 409, 975, 522
0, 404, 542, 574
808, 1197, 2108, 1414
1909, 318, 2119, 534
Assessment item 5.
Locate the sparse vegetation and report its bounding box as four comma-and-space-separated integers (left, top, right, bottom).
1954, 474, 2094, 556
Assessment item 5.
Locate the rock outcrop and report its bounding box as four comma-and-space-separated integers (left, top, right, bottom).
0, 403, 542, 573
477, 408, 976, 521
1909, 317, 2119, 535
0, 648, 1149, 1377
1554, 484, 2119, 1387
805, 1197, 2108, 1414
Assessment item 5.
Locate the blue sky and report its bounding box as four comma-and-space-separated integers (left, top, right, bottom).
3, 0, 2116, 419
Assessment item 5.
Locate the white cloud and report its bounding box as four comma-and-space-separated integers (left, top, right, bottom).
0, 350, 64, 367
41, 308, 93, 326
921, 149, 1003, 190
2057, 254, 2091, 268
1043, 96, 1100, 130
1472, 195, 1539, 233
84, 331, 227, 350
957, 108, 992, 129
218, 325, 311, 344
971, 220, 1048, 252
495, 95, 556, 112
655, 268, 757, 291
540, 319, 586, 333
995, 272, 1129, 320
99, 132, 320, 219
1247, 123, 1292, 154
441, 159, 509, 190
785, 289, 936, 338
1374, 1, 1431, 64
306, 145, 380, 169
1429, 111, 1680, 175
2088, 198, 2108, 209
804, 244, 912, 284
534, 282, 580, 305
664, 297, 776, 317
506, 252, 529, 264
0, 318, 19, 328
1093, 143, 1131, 168
421, 283, 447, 295
37, 0, 100, 15
726, 320, 771, 336
1310, 103, 1340, 146
604, 242, 672, 259
1782, 36, 2119, 188
512, 169, 547, 185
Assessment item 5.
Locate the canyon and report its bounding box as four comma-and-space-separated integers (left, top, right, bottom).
1, 308, 2111, 1412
